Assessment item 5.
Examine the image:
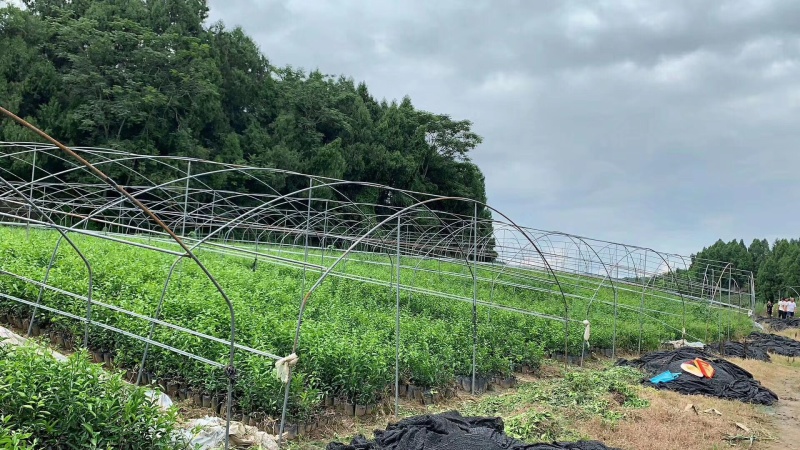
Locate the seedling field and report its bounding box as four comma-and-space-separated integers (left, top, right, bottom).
0, 225, 753, 422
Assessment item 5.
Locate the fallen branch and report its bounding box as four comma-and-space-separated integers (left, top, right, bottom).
723, 434, 775, 446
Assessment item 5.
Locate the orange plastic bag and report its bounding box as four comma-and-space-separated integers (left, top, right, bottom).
693, 358, 715, 378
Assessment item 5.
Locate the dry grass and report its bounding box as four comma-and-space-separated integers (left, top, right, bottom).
731, 356, 800, 395
772, 328, 800, 342
580, 388, 773, 450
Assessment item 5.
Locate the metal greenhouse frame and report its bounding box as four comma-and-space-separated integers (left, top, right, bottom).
0, 109, 755, 447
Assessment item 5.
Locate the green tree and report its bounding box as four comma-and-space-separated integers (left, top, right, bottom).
0, 0, 492, 242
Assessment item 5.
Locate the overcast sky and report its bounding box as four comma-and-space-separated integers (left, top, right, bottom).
207, 0, 800, 255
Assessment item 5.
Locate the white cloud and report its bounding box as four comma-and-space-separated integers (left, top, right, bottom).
472, 71, 541, 96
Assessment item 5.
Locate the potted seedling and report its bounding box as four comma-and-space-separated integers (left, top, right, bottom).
343, 397, 355, 416
166, 381, 179, 398
421, 389, 434, 405
285, 423, 298, 440
251, 411, 266, 430
355, 403, 367, 417
30, 320, 41, 336
102, 352, 113, 369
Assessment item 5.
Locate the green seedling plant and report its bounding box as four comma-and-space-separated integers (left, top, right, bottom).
0, 345, 185, 449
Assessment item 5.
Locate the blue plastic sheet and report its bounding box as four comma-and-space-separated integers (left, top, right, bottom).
649, 371, 681, 384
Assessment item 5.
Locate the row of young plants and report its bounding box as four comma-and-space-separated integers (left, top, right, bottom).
0, 344, 185, 449
240, 238, 754, 348
0, 226, 752, 422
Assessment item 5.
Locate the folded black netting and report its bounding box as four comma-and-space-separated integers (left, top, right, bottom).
707, 341, 771, 361
747, 332, 800, 357
758, 317, 800, 331
618, 348, 778, 405
325, 411, 619, 450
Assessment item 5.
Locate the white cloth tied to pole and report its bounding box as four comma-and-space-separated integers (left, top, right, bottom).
582, 320, 590, 348
275, 353, 298, 383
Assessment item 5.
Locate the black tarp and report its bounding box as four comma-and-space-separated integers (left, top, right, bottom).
747, 332, 800, 357
618, 348, 778, 405
709, 332, 800, 360
325, 412, 619, 450
708, 341, 771, 361
758, 317, 800, 331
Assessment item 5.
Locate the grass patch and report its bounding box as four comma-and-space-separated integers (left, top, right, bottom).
459, 365, 649, 442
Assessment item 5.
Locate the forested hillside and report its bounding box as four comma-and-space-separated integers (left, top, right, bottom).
689, 238, 800, 302
0, 0, 488, 218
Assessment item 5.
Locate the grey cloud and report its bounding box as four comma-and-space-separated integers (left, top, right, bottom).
208, 0, 800, 255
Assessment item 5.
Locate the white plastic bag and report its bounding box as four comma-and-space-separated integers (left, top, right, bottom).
275, 353, 298, 383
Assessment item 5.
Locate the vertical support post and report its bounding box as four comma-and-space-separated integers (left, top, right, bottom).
209, 190, 216, 239
471, 203, 478, 395
321, 200, 328, 272
27, 149, 36, 237
727, 270, 732, 341
254, 230, 259, 271
28, 238, 64, 337
278, 179, 313, 446
181, 161, 191, 237
394, 215, 401, 417
713, 268, 721, 344
83, 269, 93, 349
118, 203, 123, 235
612, 288, 618, 359
638, 251, 647, 355
750, 273, 756, 313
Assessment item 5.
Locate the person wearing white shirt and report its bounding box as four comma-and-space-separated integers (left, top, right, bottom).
778, 298, 787, 319
789, 298, 797, 318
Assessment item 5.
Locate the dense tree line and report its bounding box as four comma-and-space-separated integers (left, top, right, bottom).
0, 0, 489, 223
689, 238, 800, 303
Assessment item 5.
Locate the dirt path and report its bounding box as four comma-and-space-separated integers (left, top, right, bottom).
744, 328, 800, 449
760, 365, 800, 449
726, 337, 800, 449
768, 399, 800, 449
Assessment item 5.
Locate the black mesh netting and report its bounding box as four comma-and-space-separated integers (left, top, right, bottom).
708, 332, 800, 361
758, 317, 800, 331
618, 347, 778, 405
325, 411, 619, 450
708, 341, 771, 361
747, 332, 800, 357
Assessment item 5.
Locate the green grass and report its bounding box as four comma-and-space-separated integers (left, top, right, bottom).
459, 365, 649, 442
0, 226, 753, 420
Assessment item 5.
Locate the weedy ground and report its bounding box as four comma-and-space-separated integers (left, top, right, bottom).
283, 352, 800, 450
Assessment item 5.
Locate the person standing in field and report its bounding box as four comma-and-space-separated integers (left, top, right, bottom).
767, 299, 774, 317
790, 298, 797, 318
778, 298, 787, 319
